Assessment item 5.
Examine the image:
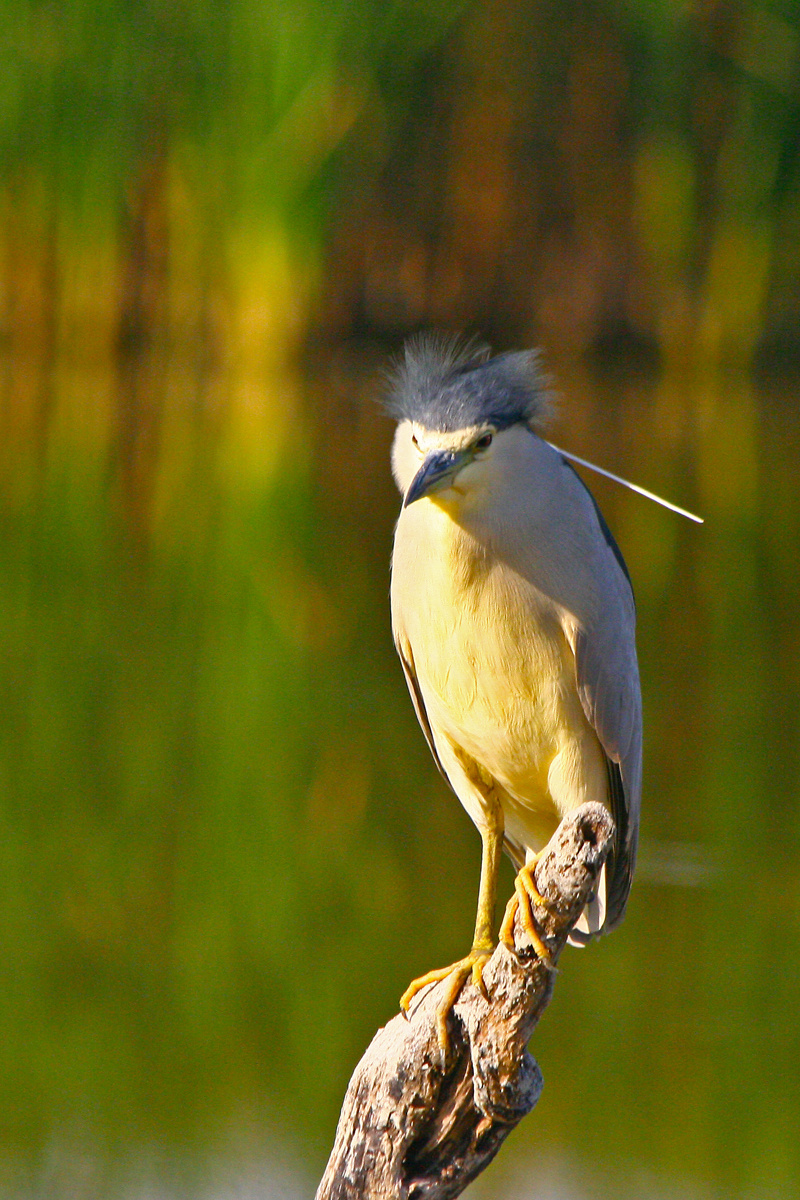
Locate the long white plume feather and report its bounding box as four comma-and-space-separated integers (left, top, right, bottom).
548, 443, 704, 524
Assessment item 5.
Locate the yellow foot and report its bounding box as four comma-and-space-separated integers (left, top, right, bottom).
498, 855, 555, 967
400, 946, 493, 1053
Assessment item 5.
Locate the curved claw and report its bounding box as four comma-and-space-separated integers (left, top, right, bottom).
400, 963, 458, 1014
471, 954, 489, 999
400, 947, 493, 1053
517, 852, 557, 910
498, 863, 555, 969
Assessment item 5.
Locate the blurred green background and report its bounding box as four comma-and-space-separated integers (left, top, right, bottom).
2, 0, 800, 1196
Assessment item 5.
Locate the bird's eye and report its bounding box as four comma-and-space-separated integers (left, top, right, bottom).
411, 433, 419, 448
475, 432, 493, 451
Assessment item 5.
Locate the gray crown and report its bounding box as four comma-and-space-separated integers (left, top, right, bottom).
386, 334, 552, 433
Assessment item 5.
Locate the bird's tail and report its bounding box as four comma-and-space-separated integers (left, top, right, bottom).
567, 861, 607, 946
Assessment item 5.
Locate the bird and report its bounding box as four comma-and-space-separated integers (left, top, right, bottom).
388, 335, 642, 1049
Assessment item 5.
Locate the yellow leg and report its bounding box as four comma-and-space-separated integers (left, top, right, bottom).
400, 800, 503, 1054
498, 850, 555, 967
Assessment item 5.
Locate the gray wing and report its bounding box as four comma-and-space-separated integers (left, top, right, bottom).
569, 599, 642, 932
572, 619, 642, 929
561, 471, 643, 931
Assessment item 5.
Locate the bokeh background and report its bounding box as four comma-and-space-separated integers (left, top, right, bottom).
2, 0, 800, 1196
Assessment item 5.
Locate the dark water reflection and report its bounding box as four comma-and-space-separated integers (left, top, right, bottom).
1, 348, 798, 1199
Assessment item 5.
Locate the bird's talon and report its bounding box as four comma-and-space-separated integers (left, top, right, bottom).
400, 970, 443, 1014
498, 875, 554, 965
401, 947, 493, 1051
436, 1016, 450, 1058
518, 854, 556, 910
499, 895, 518, 947
470, 954, 490, 999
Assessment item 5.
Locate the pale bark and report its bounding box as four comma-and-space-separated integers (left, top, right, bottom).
317, 801, 615, 1200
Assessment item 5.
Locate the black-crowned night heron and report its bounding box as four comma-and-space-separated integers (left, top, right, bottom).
389, 336, 642, 1047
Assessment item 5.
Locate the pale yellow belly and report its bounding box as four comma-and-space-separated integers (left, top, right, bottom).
405, 561, 608, 855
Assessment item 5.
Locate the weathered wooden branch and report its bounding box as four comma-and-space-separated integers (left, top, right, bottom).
316, 802, 615, 1200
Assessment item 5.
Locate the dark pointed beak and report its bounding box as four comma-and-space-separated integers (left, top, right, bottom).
403, 448, 468, 507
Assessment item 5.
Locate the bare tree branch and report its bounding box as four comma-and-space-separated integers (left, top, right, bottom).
316, 802, 615, 1200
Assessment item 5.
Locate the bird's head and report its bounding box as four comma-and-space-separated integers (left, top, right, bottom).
393, 421, 497, 508
387, 335, 553, 510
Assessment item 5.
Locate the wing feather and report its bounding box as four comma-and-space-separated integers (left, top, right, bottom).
394, 637, 452, 788
554, 457, 642, 931
566, 571, 642, 931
